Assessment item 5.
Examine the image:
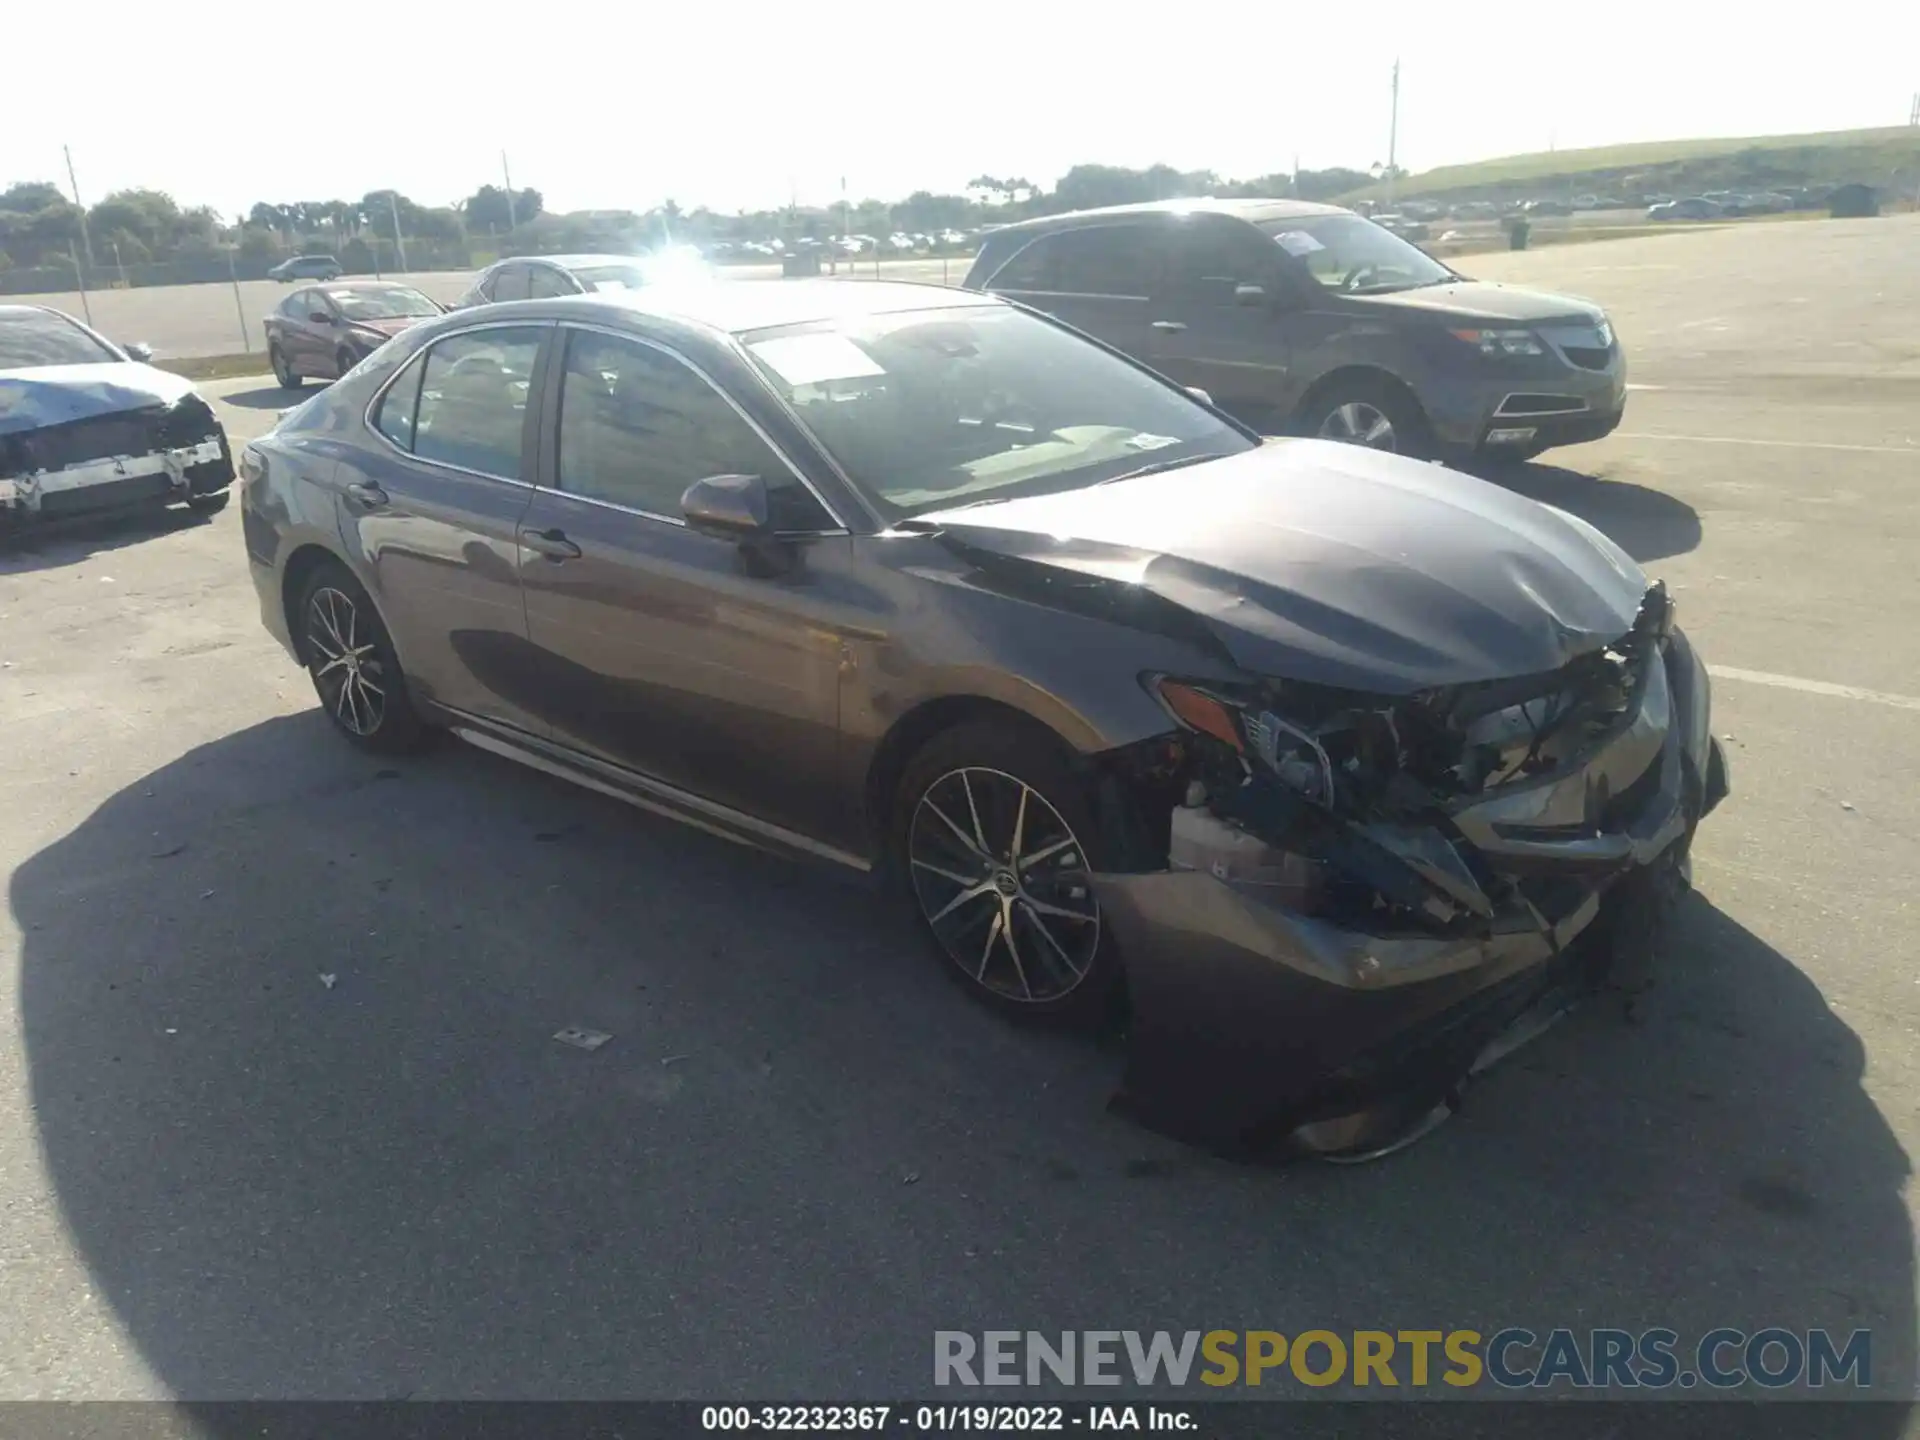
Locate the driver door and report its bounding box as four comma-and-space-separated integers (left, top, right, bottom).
1146, 217, 1301, 432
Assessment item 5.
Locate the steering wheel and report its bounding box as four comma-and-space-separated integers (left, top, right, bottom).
1340, 263, 1381, 294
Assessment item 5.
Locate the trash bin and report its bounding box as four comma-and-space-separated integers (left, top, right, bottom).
782, 251, 822, 278
1506, 216, 1531, 251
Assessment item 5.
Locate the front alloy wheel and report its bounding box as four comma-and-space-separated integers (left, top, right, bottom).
908, 766, 1101, 1005
1318, 400, 1398, 449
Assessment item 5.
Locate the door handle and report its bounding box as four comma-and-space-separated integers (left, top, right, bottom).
1151, 320, 1188, 332
519, 526, 582, 561
345, 480, 388, 507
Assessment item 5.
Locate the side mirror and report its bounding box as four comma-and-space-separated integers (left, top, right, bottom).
124, 342, 154, 363
1185, 386, 1215, 407
682, 473, 773, 542
309, 311, 332, 325
1234, 282, 1268, 307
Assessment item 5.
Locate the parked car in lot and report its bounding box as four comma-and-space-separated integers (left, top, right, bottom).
1, 304, 233, 526
1647, 198, 1724, 222
963, 198, 1626, 465
265, 282, 444, 389
450, 251, 708, 309
237, 278, 1726, 1159
267, 254, 344, 282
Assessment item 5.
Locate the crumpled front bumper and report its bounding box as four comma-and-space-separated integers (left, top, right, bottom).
1, 436, 231, 520
1095, 627, 1728, 1159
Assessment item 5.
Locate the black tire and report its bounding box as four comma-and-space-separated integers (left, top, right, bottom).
184, 489, 230, 515
1300, 375, 1431, 458
334, 348, 356, 381
892, 719, 1124, 1027
270, 345, 302, 390
294, 561, 429, 754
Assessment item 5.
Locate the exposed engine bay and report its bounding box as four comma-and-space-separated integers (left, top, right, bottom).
1087, 580, 1730, 1161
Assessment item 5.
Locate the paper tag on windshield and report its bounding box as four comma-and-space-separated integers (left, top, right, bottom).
1272, 230, 1325, 257
1125, 433, 1180, 451
749, 334, 886, 386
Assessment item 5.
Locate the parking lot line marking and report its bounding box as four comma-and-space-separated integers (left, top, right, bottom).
1709, 665, 1920, 712
1624, 383, 1665, 391
1617, 432, 1918, 455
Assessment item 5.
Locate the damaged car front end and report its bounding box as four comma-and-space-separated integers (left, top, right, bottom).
1, 306, 234, 528
1097, 580, 1729, 1160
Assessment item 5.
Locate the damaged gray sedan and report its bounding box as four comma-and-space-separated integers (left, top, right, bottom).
2, 305, 234, 528
237, 280, 1728, 1160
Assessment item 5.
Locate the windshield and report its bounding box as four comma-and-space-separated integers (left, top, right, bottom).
1257, 214, 1453, 294
330, 287, 439, 321
743, 305, 1252, 519
0, 310, 119, 369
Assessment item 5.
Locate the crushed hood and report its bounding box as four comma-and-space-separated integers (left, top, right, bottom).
920, 440, 1649, 693
1355, 280, 1601, 325
0, 363, 198, 438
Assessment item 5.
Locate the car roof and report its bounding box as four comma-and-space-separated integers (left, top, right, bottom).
500, 253, 647, 270
542, 279, 999, 335
988, 196, 1352, 236
0, 304, 62, 319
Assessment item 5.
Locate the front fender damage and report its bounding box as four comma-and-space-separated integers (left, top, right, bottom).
1089, 607, 1727, 1162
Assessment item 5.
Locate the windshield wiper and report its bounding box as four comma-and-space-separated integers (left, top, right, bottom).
1097, 451, 1233, 486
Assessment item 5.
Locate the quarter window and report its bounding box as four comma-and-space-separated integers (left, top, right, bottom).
371, 352, 426, 450
555, 330, 830, 529
402, 327, 544, 478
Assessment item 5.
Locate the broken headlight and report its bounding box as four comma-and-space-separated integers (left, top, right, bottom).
1148, 677, 1335, 807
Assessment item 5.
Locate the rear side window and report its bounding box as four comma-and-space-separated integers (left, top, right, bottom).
489, 264, 531, 302
992, 225, 1161, 297
394, 327, 544, 479
371, 353, 426, 450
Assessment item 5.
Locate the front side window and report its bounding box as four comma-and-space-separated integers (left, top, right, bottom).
1165, 218, 1281, 303
0, 308, 118, 368
556, 330, 829, 528
1256, 214, 1453, 294
744, 304, 1250, 520
407, 327, 543, 478
526, 266, 578, 299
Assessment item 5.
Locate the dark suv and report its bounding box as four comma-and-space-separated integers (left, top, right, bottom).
267, 254, 344, 282
964, 199, 1625, 465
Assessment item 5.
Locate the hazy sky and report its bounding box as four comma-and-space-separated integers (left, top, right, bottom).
8, 0, 1917, 217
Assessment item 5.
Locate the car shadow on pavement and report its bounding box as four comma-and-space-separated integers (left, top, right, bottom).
1485, 459, 1703, 564
12, 713, 1915, 1406
0, 505, 215, 576
217, 384, 308, 410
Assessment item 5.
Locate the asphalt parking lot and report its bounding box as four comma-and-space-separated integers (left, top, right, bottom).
2, 216, 1917, 1408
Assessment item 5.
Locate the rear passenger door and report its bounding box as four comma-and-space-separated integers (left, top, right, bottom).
976, 222, 1167, 370
338, 323, 550, 733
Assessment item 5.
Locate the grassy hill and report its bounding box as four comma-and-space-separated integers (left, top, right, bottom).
1348, 126, 1920, 203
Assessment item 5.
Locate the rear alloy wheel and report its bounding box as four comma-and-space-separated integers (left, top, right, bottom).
271, 345, 302, 390
1304, 377, 1429, 458
297, 564, 427, 753
896, 722, 1121, 1024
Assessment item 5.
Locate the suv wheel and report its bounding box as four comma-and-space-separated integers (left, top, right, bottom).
1303, 376, 1429, 458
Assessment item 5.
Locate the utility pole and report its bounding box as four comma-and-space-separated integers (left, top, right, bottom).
1386, 59, 1400, 205
502, 152, 518, 230
1909, 92, 1919, 126
388, 191, 408, 272
64, 144, 95, 270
